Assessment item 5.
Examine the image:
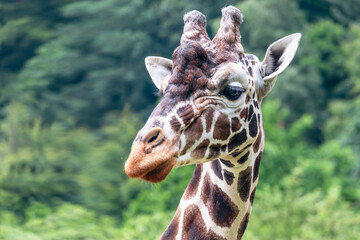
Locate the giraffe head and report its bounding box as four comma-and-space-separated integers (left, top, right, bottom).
125, 6, 300, 183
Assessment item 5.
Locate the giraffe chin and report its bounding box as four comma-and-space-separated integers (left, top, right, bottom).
140, 159, 176, 183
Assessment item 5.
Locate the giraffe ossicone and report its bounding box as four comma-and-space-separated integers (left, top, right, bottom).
125, 5, 300, 239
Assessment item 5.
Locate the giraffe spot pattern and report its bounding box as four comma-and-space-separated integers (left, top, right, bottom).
237, 212, 250, 240
237, 151, 250, 164
231, 117, 241, 132
223, 169, 235, 185
181, 116, 203, 155
204, 108, 214, 133
253, 130, 262, 153
177, 104, 194, 126
248, 67, 253, 77
238, 166, 252, 201
232, 143, 251, 158
208, 144, 222, 159
250, 187, 256, 206
184, 164, 203, 200
247, 105, 254, 121
191, 139, 210, 159
249, 114, 258, 138
245, 95, 250, 104
170, 116, 181, 132
253, 151, 262, 183
240, 107, 248, 120
161, 208, 180, 239
220, 159, 234, 168
211, 159, 223, 180
232, 150, 241, 158
201, 173, 239, 227
182, 204, 226, 240
213, 112, 231, 140
254, 100, 259, 109
228, 129, 247, 153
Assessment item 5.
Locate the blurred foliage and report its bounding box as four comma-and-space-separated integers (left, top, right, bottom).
0, 203, 123, 240
0, 102, 144, 221
0, 0, 359, 239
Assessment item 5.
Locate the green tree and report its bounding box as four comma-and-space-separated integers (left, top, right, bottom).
327, 0, 360, 24
246, 176, 360, 240
0, 0, 72, 118
0, 103, 143, 220
0, 203, 124, 240
305, 20, 348, 99
0, 103, 96, 215
325, 24, 360, 179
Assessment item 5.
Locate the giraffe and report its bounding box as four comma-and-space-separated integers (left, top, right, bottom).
125, 6, 300, 240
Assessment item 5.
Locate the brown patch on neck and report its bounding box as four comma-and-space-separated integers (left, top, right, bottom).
250, 187, 257, 206
220, 158, 235, 168
223, 169, 235, 185
182, 204, 226, 240
237, 151, 250, 164
238, 166, 252, 201
247, 104, 254, 121
237, 212, 250, 240
252, 151, 262, 183
253, 130, 262, 153
201, 173, 239, 227
232, 143, 251, 158
228, 129, 248, 153
161, 208, 181, 239
184, 164, 203, 200
248, 113, 258, 138
211, 159, 223, 180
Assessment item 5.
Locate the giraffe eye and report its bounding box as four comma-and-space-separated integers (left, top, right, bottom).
221, 85, 244, 100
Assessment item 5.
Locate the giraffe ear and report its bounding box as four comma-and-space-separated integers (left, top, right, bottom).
145, 56, 172, 91
257, 33, 301, 99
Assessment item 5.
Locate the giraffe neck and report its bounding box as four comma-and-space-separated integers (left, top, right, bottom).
161, 130, 264, 240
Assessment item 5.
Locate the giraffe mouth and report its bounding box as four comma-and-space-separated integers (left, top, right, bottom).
141, 159, 176, 183
124, 136, 178, 183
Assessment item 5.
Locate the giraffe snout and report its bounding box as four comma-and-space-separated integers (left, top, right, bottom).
124, 127, 178, 183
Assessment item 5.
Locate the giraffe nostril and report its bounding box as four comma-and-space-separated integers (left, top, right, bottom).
148, 132, 159, 144
143, 127, 165, 151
